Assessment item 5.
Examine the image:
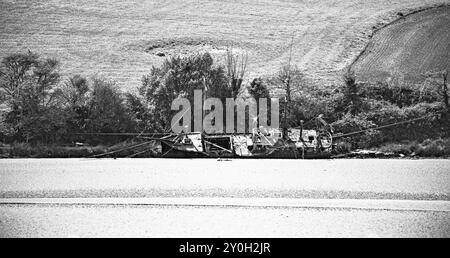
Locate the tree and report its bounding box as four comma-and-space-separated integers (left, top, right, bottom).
140, 52, 230, 132
55, 75, 90, 137
444, 71, 449, 110
275, 64, 307, 128
424, 70, 449, 110
343, 72, 361, 114
0, 51, 63, 143
248, 78, 270, 100
0, 51, 39, 101
225, 48, 248, 98
124, 92, 155, 133
84, 78, 134, 135
59, 75, 89, 107
56, 76, 137, 144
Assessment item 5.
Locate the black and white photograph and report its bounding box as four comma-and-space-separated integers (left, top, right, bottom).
0, 0, 449, 242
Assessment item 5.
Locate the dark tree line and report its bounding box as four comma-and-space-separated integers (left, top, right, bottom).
0, 52, 136, 144
0, 51, 270, 145
0, 51, 447, 150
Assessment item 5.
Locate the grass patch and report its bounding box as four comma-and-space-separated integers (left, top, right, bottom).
4, 143, 106, 158
375, 138, 450, 157
1, 140, 157, 158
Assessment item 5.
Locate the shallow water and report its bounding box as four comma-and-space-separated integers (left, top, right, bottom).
1, 158, 449, 237
1, 204, 449, 238
0, 159, 449, 200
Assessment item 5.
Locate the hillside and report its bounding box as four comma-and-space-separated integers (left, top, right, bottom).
351, 5, 450, 83
1, 0, 449, 90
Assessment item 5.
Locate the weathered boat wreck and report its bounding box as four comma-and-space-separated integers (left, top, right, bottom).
141, 116, 334, 159
83, 111, 442, 159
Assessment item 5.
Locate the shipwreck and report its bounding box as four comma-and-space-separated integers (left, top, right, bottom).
137, 115, 335, 159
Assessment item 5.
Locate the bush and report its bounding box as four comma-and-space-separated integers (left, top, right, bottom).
332, 113, 382, 148
84, 78, 135, 136
375, 138, 450, 157
365, 102, 444, 142
359, 81, 441, 108
342, 72, 361, 114
248, 78, 270, 100
334, 141, 353, 153
8, 143, 107, 158
377, 141, 419, 155
57, 76, 138, 145
416, 138, 450, 157
327, 74, 448, 151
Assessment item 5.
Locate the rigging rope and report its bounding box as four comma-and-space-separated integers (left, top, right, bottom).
89, 141, 155, 158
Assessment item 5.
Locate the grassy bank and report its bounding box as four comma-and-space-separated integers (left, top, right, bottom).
372, 138, 450, 158
0, 143, 106, 158
1, 138, 449, 159
0, 140, 157, 159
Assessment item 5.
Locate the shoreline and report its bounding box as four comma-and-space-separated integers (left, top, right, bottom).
2, 137, 449, 159
1, 153, 448, 160
1, 146, 449, 159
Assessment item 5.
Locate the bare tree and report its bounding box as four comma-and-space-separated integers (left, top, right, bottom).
277, 33, 308, 128
225, 47, 248, 98
423, 69, 449, 110
0, 51, 39, 101
343, 71, 360, 115
281, 33, 295, 102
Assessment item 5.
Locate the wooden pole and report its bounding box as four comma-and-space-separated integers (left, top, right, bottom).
443, 71, 449, 109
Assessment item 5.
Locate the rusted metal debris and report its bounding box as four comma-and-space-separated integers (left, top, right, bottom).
143, 123, 334, 159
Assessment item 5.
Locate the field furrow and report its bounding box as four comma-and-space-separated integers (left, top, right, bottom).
1, 0, 448, 89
